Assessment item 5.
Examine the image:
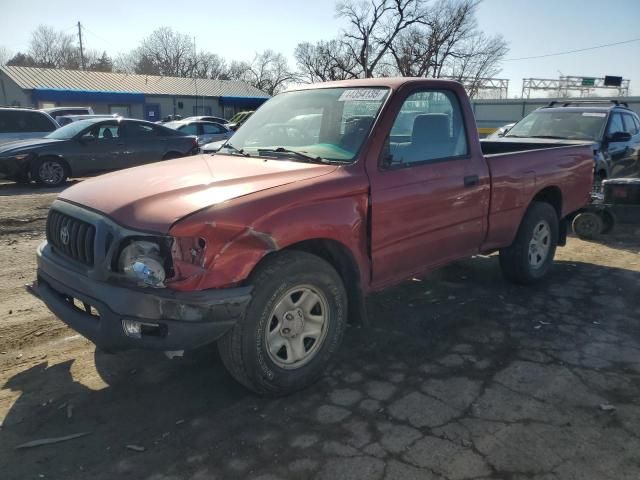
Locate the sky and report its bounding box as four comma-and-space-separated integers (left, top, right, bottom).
0, 0, 639, 97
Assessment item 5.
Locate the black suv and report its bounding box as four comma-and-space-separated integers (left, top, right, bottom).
492, 100, 640, 183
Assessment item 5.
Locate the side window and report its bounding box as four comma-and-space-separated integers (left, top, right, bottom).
385, 90, 468, 167
202, 123, 223, 134
622, 114, 638, 135
607, 113, 624, 135
179, 124, 199, 135
123, 122, 159, 138
82, 122, 119, 139
22, 112, 56, 132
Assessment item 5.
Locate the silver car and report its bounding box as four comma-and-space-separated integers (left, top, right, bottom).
164, 120, 233, 146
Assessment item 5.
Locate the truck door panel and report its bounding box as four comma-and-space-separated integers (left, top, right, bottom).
368, 88, 490, 288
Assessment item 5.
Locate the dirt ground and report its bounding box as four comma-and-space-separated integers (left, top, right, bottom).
1, 179, 639, 480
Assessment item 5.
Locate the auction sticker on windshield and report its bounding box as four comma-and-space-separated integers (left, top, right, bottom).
582, 112, 606, 117
339, 89, 387, 101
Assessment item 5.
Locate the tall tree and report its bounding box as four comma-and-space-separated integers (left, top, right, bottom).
28, 24, 79, 69
243, 50, 294, 95
336, 0, 425, 78
88, 51, 114, 72
0, 46, 12, 66
137, 27, 195, 77
294, 40, 360, 82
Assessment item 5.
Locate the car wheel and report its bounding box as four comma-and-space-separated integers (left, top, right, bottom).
499, 202, 559, 284
572, 211, 604, 239
218, 250, 347, 396
31, 157, 68, 187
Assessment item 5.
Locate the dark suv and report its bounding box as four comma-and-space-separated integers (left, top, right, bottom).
492, 100, 640, 183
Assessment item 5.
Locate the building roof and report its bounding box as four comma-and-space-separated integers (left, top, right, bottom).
0, 66, 269, 99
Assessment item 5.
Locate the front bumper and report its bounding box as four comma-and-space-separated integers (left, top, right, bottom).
0, 156, 27, 179
34, 241, 252, 351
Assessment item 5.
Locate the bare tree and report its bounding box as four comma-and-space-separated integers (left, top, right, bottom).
222, 60, 251, 81
137, 27, 195, 77
442, 31, 508, 97
193, 52, 227, 79
294, 40, 359, 82
88, 51, 114, 72
336, 0, 425, 78
28, 25, 79, 69
243, 50, 294, 95
0, 46, 12, 66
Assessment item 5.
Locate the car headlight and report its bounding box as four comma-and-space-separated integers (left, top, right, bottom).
118, 240, 166, 288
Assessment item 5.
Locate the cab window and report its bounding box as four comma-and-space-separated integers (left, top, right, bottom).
384, 90, 468, 168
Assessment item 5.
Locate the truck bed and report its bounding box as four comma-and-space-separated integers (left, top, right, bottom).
480, 138, 593, 156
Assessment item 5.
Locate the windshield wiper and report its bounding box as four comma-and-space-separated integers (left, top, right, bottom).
218, 143, 250, 157
257, 147, 330, 164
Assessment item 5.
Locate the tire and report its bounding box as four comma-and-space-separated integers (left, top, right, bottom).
572, 211, 603, 239
499, 202, 559, 284
30, 157, 68, 187
218, 250, 347, 396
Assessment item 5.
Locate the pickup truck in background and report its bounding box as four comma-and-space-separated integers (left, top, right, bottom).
33, 78, 594, 395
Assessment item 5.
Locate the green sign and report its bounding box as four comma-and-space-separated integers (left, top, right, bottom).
581, 77, 596, 86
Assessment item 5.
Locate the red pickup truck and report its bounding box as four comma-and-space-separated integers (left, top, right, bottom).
34, 78, 593, 395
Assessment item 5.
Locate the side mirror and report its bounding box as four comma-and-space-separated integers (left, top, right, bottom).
79, 135, 96, 144
607, 131, 632, 143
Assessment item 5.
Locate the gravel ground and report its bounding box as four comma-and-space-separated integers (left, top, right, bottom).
1, 179, 639, 480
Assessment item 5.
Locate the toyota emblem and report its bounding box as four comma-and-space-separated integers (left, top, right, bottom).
60, 226, 70, 245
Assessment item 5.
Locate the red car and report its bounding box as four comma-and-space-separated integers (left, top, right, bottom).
34, 78, 593, 395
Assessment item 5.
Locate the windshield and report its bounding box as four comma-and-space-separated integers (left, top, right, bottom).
227, 87, 390, 162
505, 110, 607, 141
45, 119, 101, 140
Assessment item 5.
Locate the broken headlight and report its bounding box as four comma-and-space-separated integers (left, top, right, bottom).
118, 240, 166, 288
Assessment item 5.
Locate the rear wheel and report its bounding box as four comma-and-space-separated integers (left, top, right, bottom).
572, 211, 603, 239
499, 202, 559, 284
31, 157, 68, 187
218, 250, 347, 396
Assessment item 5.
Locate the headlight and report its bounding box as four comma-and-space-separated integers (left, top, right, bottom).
118, 241, 166, 288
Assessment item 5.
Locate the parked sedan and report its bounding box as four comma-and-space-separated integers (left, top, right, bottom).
0, 118, 198, 187
164, 120, 233, 146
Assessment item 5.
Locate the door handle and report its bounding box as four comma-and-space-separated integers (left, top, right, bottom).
464, 175, 479, 187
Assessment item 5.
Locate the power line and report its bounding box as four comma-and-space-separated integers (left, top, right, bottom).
504, 37, 640, 61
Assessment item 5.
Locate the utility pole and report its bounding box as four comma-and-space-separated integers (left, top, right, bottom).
77, 21, 85, 70
193, 36, 198, 115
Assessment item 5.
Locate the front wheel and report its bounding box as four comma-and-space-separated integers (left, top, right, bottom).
218, 251, 347, 396
499, 202, 559, 284
31, 157, 68, 187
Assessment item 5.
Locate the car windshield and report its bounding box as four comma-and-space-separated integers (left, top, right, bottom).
227, 87, 390, 162
45, 119, 101, 140
505, 110, 608, 141
163, 121, 184, 130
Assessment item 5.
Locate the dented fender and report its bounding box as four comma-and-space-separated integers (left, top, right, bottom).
166, 171, 371, 292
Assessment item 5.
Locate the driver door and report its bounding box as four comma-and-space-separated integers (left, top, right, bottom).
67, 121, 124, 175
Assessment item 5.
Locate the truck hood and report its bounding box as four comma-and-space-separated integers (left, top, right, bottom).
59, 154, 337, 232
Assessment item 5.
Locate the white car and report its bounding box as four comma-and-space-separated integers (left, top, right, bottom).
164, 120, 233, 146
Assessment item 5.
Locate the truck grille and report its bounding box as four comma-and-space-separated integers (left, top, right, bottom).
46, 210, 96, 266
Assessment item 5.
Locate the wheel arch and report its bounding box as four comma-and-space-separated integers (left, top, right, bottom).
531, 186, 562, 218
32, 153, 72, 176
282, 238, 367, 326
